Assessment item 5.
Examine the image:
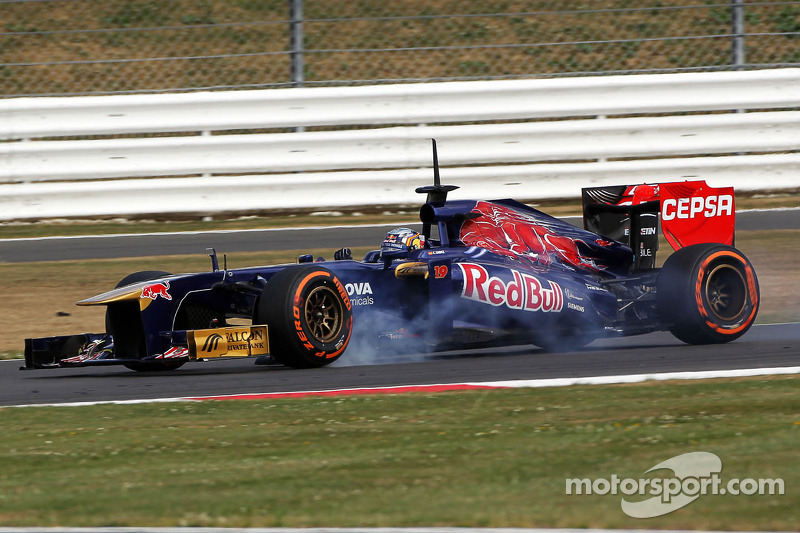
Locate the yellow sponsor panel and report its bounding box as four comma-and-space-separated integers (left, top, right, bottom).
394, 261, 429, 279
188, 325, 269, 359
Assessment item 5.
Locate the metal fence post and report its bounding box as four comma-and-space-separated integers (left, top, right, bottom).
289, 0, 304, 87
731, 0, 746, 69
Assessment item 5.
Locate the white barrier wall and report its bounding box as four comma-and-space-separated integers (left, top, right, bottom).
1, 69, 799, 219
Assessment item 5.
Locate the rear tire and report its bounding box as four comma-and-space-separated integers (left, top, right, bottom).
106, 270, 186, 372
255, 266, 353, 368
657, 243, 759, 344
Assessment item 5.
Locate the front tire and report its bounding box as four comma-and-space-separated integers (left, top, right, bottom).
657, 243, 759, 344
106, 270, 186, 372
255, 266, 353, 368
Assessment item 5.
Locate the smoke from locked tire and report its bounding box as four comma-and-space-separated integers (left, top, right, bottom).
256, 266, 353, 368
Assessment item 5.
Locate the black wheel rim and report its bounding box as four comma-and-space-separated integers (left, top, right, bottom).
304, 285, 343, 343
704, 263, 747, 321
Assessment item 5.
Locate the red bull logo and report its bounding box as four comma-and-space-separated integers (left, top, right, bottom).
458, 263, 563, 313
141, 281, 172, 301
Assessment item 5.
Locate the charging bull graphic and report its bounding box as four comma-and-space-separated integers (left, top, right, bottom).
141, 281, 172, 301
460, 201, 607, 272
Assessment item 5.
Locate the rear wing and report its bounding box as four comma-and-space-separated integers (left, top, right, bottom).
582, 180, 735, 270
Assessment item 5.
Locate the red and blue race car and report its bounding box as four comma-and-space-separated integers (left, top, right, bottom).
24, 142, 759, 371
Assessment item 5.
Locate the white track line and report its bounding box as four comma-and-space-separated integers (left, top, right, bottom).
0, 222, 418, 243
471, 366, 800, 388
7, 365, 800, 409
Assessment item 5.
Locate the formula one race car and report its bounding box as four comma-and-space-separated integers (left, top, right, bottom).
24, 141, 759, 371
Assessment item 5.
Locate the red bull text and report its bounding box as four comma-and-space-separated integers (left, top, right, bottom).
458, 263, 563, 313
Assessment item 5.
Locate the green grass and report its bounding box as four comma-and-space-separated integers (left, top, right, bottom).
0, 377, 798, 528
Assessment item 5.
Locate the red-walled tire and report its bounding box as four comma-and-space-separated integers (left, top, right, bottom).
657, 243, 759, 345
255, 266, 353, 368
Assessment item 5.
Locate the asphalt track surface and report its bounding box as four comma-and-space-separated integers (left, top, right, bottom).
3, 323, 799, 407
1, 209, 797, 263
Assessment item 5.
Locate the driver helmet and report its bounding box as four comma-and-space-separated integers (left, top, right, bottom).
381, 227, 425, 256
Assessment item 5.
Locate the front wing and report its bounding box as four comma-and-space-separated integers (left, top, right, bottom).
23, 325, 269, 369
